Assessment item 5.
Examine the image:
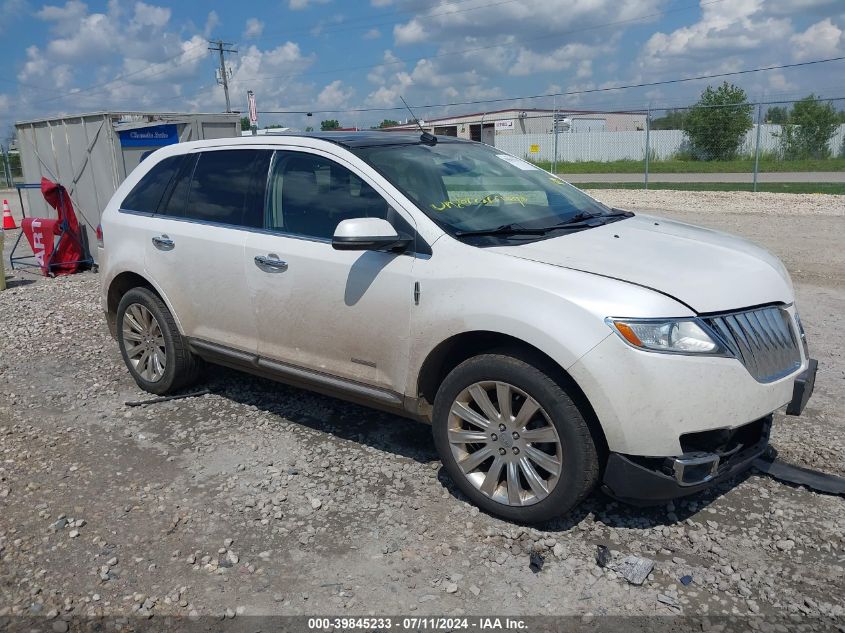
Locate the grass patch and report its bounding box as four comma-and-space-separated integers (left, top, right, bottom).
576, 182, 845, 195
530, 158, 845, 174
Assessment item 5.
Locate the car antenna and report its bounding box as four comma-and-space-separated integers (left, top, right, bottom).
400, 95, 437, 145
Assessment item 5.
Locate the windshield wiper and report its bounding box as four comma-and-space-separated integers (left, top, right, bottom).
453, 223, 551, 238
538, 209, 635, 231
453, 210, 635, 239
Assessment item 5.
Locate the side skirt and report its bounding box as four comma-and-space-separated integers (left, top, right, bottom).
187, 338, 428, 422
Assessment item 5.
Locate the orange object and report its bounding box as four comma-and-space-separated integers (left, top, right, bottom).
2, 199, 16, 230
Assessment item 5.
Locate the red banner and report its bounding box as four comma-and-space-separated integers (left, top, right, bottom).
21, 217, 58, 276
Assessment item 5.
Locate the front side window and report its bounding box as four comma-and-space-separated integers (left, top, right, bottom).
184, 149, 271, 228
267, 151, 390, 240
353, 141, 617, 243
121, 155, 183, 213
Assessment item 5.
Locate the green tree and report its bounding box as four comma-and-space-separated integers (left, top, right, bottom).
377, 119, 399, 128
684, 82, 753, 160
777, 95, 839, 159
305, 126, 315, 132
320, 119, 340, 131
766, 106, 789, 124
240, 116, 251, 131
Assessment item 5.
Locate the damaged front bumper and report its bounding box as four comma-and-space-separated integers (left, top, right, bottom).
601, 358, 818, 505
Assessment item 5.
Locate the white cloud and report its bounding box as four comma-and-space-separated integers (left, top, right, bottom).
511, 43, 606, 76
35, 0, 87, 21
203, 10, 219, 38
393, 19, 426, 45
363, 28, 381, 40
316, 79, 354, 109
132, 1, 170, 28
9, 1, 322, 122
289, 0, 330, 9
243, 17, 264, 39
790, 18, 843, 61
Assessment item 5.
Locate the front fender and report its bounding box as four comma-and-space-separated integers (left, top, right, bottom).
407, 238, 692, 398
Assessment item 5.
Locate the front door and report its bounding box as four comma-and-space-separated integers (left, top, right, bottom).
245, 149, 416, 394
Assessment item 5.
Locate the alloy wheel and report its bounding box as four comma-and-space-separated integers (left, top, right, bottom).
447, 380, 562, 506
122, 303, 167, 382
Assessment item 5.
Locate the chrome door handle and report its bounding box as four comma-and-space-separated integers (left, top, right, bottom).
152, 235, 175, 251
254, 254, 288, 272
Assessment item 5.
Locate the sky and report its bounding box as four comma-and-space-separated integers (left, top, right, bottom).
0, 0, 844, 133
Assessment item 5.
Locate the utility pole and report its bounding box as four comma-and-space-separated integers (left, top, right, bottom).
208, 39, 238, 113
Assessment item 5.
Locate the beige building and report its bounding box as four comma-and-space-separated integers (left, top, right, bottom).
387, 108, 646, 142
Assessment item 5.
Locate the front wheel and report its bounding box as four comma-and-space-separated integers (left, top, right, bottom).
432, 353, 599, 523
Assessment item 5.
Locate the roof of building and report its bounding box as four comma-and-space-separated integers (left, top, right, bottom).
385, 106, 646, 127
15, 111, 239, 126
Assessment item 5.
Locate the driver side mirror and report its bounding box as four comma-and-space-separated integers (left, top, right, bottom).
332, 217, 412, 252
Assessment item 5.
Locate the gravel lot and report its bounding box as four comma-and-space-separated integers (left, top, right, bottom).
1, 190, 843, 627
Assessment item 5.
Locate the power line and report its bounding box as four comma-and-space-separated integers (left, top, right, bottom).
4, 0, 725, 115
174, 0, 724, 109
255, 56, 845, 115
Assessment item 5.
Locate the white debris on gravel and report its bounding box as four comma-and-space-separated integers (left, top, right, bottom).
1, 194, 844, 621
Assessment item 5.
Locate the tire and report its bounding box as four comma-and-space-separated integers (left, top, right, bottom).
116, 287, 202, 395
432, 352, 599, 523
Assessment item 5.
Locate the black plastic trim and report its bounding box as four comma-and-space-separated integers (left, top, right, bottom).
186, 338, 424, 420
602, 417, 771, 505
786, 358, 817, 416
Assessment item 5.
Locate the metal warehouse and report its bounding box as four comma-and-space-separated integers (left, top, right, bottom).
14, 111, 240, 259
387, 108, 646, 142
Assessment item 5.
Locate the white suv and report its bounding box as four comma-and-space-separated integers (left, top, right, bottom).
99, 132, 816, 523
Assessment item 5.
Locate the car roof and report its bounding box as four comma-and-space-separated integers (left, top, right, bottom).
262, 130, 470, 148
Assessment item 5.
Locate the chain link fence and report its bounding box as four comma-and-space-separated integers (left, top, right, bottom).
406, 97, 845, 191
0, 147, 23, 188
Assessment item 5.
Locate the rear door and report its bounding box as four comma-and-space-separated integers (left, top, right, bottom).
144, 148, 272, 352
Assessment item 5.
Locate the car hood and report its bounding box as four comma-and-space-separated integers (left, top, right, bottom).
488, 214, 793, 313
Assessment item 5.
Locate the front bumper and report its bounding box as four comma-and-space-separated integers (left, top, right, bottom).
602, 417, 771, 505
601, 359, 817, 504
568, 312, 810, 456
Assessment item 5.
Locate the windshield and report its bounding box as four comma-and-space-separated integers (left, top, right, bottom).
353, 141, 612, 237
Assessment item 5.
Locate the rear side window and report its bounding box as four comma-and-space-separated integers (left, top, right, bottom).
120, 155, 183, 213
184, 149, 271, 227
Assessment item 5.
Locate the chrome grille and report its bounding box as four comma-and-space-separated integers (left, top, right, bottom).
704, 306, 801, 383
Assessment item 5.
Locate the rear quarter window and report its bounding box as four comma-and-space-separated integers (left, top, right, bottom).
120, 155, 183, 213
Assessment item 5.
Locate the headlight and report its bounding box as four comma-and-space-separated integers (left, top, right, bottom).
607, 318, 728, 355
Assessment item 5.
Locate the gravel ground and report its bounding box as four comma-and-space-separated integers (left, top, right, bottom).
0, 191, 843, 628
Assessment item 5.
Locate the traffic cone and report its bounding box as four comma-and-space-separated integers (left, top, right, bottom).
2, 200, 16, 230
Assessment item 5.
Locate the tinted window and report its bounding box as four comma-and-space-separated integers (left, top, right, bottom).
158, 154, 196, 218
267, 152, 390, 239
121, 155, 182, 213
184, 149, 271, 227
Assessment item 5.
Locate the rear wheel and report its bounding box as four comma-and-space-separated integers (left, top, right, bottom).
117, 287, 202, 395
432, 353, 599, 523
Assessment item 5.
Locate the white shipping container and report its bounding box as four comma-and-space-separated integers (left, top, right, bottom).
15, 111, 240, 261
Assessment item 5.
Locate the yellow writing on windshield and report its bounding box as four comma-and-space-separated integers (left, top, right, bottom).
430, 193, 528, 212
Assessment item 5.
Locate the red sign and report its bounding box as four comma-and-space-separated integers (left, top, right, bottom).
21, 217, 57, 276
